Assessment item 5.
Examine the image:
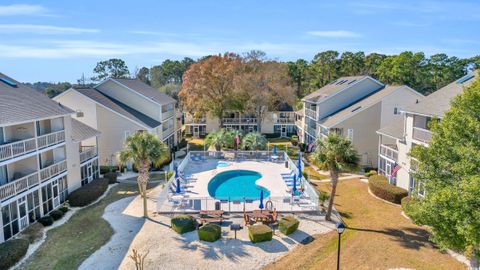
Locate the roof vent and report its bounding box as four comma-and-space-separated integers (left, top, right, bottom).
351, 106, 362, 112
456, 74, 474, 84
0, 77, 18, 87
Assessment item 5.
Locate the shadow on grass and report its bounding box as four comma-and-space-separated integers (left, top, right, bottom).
347, 226, 433, 250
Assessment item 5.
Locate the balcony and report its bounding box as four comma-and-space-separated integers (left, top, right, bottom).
0, 172, 39, 201
305, 109, 316, 119
80, 146, 97, 163
275, 118, 295, 124
412, 127, 432, 144
37, 130, 65, 149
306, 126, 317, 137
162, 127, 174, 138
379, 144, 398, 161
39, 160, 67, 182
222, 118, 257, 124
0, 138, 37, 162
162, 110, 174, 121
185, 118, 206, 124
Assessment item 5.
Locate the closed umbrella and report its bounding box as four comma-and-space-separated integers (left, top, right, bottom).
176, 177, 181, 193
259, 190, 264, 211
293, 174, 297, 194
273, 145, 277, 156
174, 165, 179, 179
297, 152, 302, 178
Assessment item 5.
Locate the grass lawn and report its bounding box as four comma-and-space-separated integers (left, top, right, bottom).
187, 137, 206, 151
303, 165, 328, 180
265, 179, 465, 270
19, 183, 159, 270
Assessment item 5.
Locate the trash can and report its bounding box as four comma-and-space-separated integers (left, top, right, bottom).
285, 161, 289, 168
215, 201, 221, 210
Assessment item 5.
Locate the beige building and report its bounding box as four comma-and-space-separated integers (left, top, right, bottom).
377, 71, 478, 194
299, 76, 424, 167
54, 78, 182, 166
0, 73, 100, 243
185, 106, 296, 137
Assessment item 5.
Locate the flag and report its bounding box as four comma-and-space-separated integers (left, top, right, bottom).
390, 162, 401, 177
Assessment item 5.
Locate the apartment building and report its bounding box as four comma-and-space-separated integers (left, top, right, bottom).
0, 73, 100, 243
184, 104, 296, 137
54, 78, 182, 166
377, 71, 478, 194
299, 76, 424, 167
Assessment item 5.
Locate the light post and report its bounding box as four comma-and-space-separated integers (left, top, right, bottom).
336, 222, 345, 270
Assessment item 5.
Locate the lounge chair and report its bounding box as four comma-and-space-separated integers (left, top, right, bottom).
281, 170, 295, 177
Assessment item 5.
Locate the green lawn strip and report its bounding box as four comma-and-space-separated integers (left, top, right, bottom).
306, 230, 356, 269
19, 183, 152, 270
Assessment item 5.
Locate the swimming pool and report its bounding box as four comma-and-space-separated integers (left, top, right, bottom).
208, 170, 270, 201
217, 161, 230, 167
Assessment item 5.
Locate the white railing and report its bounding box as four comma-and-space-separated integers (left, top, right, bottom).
162, 127, 174, 138
379, 144, 398, 161
162, 110, 174, 121
305, 109, 316, 119
80, 146, 97, 163
276, 118, 295, 124
0, 171, 39, 201
39, 160, 67, 182
307, 126, 317, 137
412, 127, 432, 143
37, 130, 65, 149
0, 138, 37, 162
185, 118, 206, 124
222, 118, 257, 124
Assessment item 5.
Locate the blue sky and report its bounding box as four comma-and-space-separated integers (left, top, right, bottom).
0, 0, 479, 82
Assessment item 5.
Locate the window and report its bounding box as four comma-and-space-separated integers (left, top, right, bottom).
394, 107, 401, 115
124, 131, 131, 140
347, 128, 353, 142
76, 110, 84, 117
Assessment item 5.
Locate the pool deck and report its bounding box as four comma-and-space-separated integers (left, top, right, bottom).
157, 159, 318, 213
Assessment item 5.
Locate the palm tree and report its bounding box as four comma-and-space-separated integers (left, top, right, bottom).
312, 134, 359, 221
205, 129, 234, 151
241, 132, 267, 150
118, 132, 169, 218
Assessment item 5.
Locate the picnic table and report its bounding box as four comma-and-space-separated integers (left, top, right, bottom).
198, 210, 225, 225
199, 210, 224, 217
252, 210, 272, 222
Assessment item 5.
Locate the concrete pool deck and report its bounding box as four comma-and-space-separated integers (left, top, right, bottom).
157, 158, 318, 213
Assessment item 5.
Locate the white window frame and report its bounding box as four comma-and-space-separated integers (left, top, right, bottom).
347, 128, 353, 142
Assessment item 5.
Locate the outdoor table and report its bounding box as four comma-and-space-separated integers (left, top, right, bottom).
199, 210, 224, 217
230, 224, 242, 239
252, 210, 272, 222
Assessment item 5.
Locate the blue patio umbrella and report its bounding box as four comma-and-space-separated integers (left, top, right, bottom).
259, 190, 264, 210
175, 177, 181, 193
273, 145, 277, 155
297, 152, 302, 177
292, 174, 297, 194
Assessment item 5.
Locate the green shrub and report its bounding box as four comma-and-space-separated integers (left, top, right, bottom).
38, 216, 54, 227
104, 172, 118, 184
67, 178, 109, 207
59, 206, 69, 213
368, 175, 408, 204
248, 224, 273, 243
171, 215, 197, 234
100, 166, 118, 175
0, 239, 29, 269
50, 210, 64, 221
198, 224, 221, 242
298, 143, 306, 152
319, 191, 330, 206
364, 170, 377, 177
279, 216, 300, 235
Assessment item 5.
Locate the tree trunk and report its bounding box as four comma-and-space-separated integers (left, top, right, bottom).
218, 110, 224, 129
325, 170, 339, 221
137, 164, 150, 218
142, 182, 148, 218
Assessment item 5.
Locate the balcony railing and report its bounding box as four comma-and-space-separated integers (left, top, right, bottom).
39, 160, 67, 182
37, 130, 65, 149
162, 127, 174, 138
185, 118, 206, 124
306, 126, 317, 137
379, 144, 398, 161
412, 127, 432, 143
275, 118, 295, 124
162, 110, 174, 121
305, 109, 316, 119
80, 146, 97, 163
0, 172, 39, 201
222, 118, 257, 124
0, 138, 37, 162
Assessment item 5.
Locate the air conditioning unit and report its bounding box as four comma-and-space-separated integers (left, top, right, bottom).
76, 110, 84, 117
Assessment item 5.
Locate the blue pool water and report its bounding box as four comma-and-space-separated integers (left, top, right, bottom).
208, 170, 270, 201
217, 161, 230, 167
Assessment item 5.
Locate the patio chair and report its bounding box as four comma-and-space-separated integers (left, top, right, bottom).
281, 170, 295, 177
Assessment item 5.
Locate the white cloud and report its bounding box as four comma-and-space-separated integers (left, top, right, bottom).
0, 24, 100, 34
0, 4, 49, 16
306, 30, 362, 38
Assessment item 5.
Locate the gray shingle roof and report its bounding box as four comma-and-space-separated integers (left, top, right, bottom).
403, 71, 478, 117
319, 85, 412, 127
376, 122, 404, 139
0, 72, 73, 126
71, 118, 100, 142
302, 76, 370, 103
110, 78, 176, 105
74, 88, 161, 129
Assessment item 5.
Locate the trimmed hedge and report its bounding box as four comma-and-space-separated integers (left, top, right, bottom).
50, 210, 64, 221
0, 239, 29, 269
38, 216, 54, 227
67, 178, 109, 207
368, 175, 408, 204
198, 224, 221, 242
364, 170, 377, 178
401, 196, 413, 211
248, 224, 273, 243
59, 206, 69, 213
100, 166, 118, 175
104, 172, 118, 184
279, 216, 300, 235
171, 215, 197, 234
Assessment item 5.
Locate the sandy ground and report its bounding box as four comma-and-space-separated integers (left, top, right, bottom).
83, 184, 335, 270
